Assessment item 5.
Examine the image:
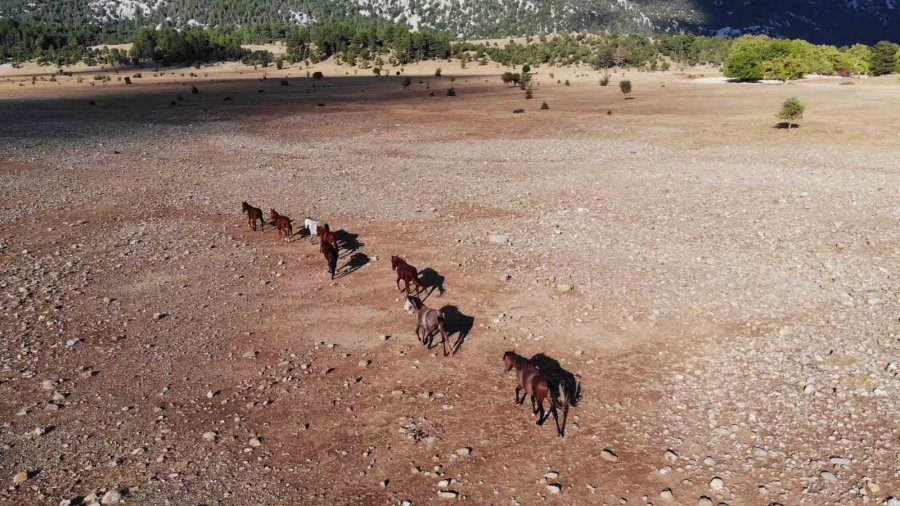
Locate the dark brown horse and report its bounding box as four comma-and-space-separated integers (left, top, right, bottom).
503, 351, 568, 436
391, 256, 422, 294
317, 227, 339, 250
242, 201, 265, 231
320, 239, 339, 279
269, 209, 293, 241
406, 295, 452, 356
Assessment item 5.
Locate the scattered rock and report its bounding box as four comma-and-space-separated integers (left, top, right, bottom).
101, 490, 122, 505
600, 448, 619, 462
12, 471, 29, 485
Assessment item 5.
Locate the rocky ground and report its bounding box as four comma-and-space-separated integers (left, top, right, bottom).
0, 61, 898, 505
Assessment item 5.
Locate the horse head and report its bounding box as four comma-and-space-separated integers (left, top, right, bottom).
242, 201, 250, 213
502, 351, 518, 372
391, 256, 399, 270
405, 294, 422, 311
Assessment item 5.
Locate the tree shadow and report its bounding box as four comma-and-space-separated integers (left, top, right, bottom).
336, 252, 369, 278
773, 122, 801, 129
439, 305, 474, 354
529, 353, 582, 436
418, 267, 446, 301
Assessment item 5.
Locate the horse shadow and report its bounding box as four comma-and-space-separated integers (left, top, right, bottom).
418, 267, 446, 300
335, 229, 364, 257
337, 252, 369, 278
439, 305, 474, 354
529, 353, 582, 436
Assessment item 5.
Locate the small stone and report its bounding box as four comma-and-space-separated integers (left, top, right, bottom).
829, 456, 851, 466
66, 338, 81, 347
488, 234, 509, 244
660, 488, 674, 500
202, 431, 218, 442
242, 350, 258, 359
664, 449, 678, 462
820, 471, 837, 482
12, 471, 28, 485
380, 479, 389, 488
437, 490, 458, 499
358, 360, 370, 368
710, 476, 724, 490
544, 471, 559, 479
152, 312, 168, 320
547, 484, 562, 494
101, 490, 122, 505
42, 379, 58, 390
456, 447, 472, 456
698, 497, 713, 506
601, 448, 619, 462
556, 283, 573, 292
249, 437, 262, 447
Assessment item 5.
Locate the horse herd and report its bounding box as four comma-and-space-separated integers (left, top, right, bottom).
242, 201, 574, 436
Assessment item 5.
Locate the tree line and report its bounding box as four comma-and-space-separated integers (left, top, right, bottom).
723, 35, 899, 81
2, 17, 900, 80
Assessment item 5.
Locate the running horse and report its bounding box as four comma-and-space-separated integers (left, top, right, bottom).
241, 201, 265, 231
391, 255, 422, 294
269, 209, 293, 241
320, 238, 339, 279
502, 351, 568, 436
406, 295, 452, 356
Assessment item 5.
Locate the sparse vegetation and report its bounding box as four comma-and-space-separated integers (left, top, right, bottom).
446, 87, 456, 96
619, 80, 632, 97
778, 96, 805, 129
540, 101, 549, 110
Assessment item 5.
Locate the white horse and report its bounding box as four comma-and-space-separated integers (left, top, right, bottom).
304, 218, 328, 239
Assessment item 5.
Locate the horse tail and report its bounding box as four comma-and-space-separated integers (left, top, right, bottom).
550, 381, 569, 437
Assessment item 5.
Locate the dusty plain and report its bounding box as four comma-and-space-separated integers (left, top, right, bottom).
0, 56, 899, 505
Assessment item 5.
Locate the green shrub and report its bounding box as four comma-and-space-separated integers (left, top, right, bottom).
778, 96, 805, 129
619, 80, 632, 96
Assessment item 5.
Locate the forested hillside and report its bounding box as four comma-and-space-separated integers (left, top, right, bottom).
1, 0, 899, 45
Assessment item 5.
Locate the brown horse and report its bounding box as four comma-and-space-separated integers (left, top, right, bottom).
406, 295, 452, 356
503, 351, 567, 437
242, 201, 265, 231
391, 256, 422, 294
317, 227, 339, 250
269, 209, 293, 241
320, 239, 339, 279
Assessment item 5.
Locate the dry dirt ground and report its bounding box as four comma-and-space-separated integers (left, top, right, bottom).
0, 59, 898, 506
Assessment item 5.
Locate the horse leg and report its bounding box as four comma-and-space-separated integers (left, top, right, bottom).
514, 385, 522, 404
396, 275, 402, 292
440, 325, 451, 356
